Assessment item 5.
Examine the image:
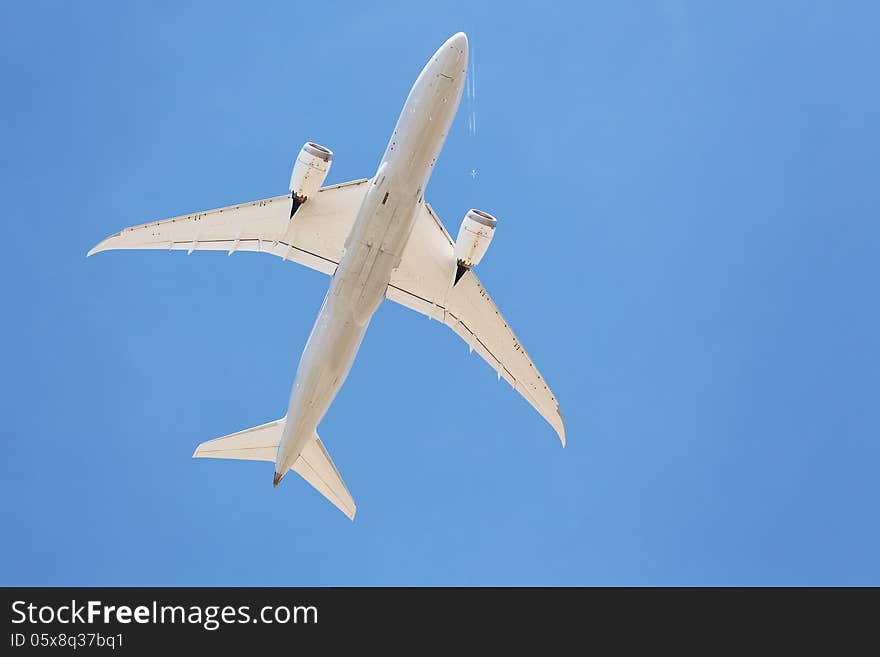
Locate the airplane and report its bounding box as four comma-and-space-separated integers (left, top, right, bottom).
88, 32, 564, 520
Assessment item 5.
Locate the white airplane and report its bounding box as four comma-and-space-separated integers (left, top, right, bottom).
88, 32, 564, 520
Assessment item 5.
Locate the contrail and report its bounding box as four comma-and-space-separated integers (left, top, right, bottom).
470, 42, 476, 101
467, 40, 477, 136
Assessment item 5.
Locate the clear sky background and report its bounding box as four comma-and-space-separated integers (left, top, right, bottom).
1, 1, 878, 585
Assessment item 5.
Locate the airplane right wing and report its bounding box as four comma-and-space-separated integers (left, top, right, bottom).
386, 204, 566, 445
88, 179, 371, 275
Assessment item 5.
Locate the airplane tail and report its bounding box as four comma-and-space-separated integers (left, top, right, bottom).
192, 418, 356, 520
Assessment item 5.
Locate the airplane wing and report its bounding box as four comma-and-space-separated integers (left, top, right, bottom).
90, 184, 564, 444
88, 179, 370, 275
386, 204, 566, 445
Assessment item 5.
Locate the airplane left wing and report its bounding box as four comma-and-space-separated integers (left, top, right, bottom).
88, 179, 370, 275
387, 204, 566, 445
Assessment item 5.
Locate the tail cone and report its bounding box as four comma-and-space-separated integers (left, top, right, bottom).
273, 471, 284, 487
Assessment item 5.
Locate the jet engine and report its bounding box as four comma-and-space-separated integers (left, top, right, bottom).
454, 209, 497, 268
289, 142, 333, 203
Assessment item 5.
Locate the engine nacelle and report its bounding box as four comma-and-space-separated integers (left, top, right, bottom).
454, 209, 497, 268
289, 142, 333, 201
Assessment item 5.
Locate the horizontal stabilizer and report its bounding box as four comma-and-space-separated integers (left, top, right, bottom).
193, 419, 356, 520
292, 438, 356, 520
192, 418, 283, 462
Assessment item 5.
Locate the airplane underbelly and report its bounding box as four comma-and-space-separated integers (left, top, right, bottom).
278, 291, 368, 466
275, 49, 460, 471
335, 188, 420, 321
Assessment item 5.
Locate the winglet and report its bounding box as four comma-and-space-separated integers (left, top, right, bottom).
556, 407, 566, 448
86, 233, 120, 257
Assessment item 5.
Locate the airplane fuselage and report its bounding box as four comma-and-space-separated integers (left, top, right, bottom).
274, 33, 468, 478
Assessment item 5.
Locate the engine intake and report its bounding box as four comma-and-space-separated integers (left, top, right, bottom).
454, 209, 497, 268
453, 209, 496, 284
289, 142, 333, 202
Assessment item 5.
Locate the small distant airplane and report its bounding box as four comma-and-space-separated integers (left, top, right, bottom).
88, 33, 564, 520
469, 168, 478, 179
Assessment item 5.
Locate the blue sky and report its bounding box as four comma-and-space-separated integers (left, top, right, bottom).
1, 1, 878, 585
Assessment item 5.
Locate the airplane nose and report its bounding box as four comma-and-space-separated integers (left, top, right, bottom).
435, 32, 468, 78
446, 32, 468, 62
